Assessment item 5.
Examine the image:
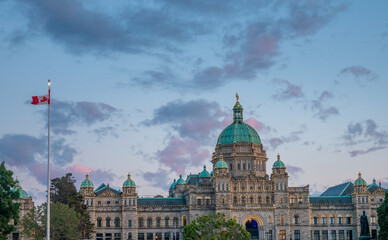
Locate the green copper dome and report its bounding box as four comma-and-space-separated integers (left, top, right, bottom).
215, 155, 228, 169
123, 173, 136, 187
354, 172, 367, 186
273, 154, 286, 168
80, 174, 94, 188
176, 175, 186, 185
217, 95, 261, 146
170, 179, 177, 189
12, 180, 29, 199
199, 166, 211, 178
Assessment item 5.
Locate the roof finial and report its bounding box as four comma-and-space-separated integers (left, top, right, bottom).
373, 178, 376, 184
358, 172, 361, 178
86, 173, 89, 179
277, 153, 280, 160
236, 93, 239, 102
127, 173, 131, 180
203, 165, 206, 170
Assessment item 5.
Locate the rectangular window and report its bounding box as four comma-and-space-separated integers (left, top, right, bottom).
146, 233, 153, 240
128, 233, 132, 240
165, 218, 170, 227
138, 218, 143, 228
205, 198, 210, 205
314, 217, 318, 225
346, 217, 351, 224
106, 233, 112, 240
138, 233, 144, 240
330, 217, 335, 224
322, 217, 327, 224
294, 230, 300, 240
96, 233, 103, 240
164, 232, 171, 240
314, 230, 320, 240
331, 230, 336, 240
156, 217, 161, 227
175, 232, 180, 240
322, 230, 328, 240
114, 233, 121, 240
267, 230, 272, 240
197, 198, 202, 205
346, 230, 352, 240
155, 233, 162, 239
128, 219, 132, 227
147, 218, 152, 227
339, 230, 344, 240
338, 217, 343, 224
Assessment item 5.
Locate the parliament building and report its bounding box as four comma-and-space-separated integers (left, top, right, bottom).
11, 97, 387, 240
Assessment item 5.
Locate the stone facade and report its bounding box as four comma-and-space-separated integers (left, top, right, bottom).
79, 98, 386, 240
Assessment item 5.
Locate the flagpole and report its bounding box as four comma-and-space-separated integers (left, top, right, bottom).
47, 79, 51, 240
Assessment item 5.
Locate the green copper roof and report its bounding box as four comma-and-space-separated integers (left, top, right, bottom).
170, 179, 177, 189
354, 172, 367, 186
199, 165, 211, 178
273, 154, 286, 168
12, 180, 29, 199
80, 174, 94, 188
123, 173, 136, 187
176, 175, 186, 185
217, 96, 261, 145
215, 155, 228, 169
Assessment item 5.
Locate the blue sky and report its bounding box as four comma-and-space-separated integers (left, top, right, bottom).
1, 0, 387, 204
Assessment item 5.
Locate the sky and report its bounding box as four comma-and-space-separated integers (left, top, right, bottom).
1, 0, 388, 204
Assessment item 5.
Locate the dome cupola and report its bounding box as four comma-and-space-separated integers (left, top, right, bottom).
273, 154, 286, 169
199, 165, 211, 178
170, 179, 177, 189
215, 155, 228, 169
217, 94, 261, 146
12, 179, 29, 199
123, 173, 136, 188
80, 174, 94, 188
176, 175, 186, 185
354, 172, 367, 186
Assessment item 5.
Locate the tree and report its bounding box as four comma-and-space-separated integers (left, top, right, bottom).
50, 173, 93, 238
377, 192, 388, 240
0, 161, 20, 239
183, 213, 251, 240
22, 202, 81, 240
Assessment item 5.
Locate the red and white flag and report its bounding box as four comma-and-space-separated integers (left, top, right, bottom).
31, 94, 50, 105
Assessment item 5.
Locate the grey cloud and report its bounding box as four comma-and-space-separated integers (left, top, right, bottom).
39, 100, 118, 135
310, 90, 339, 120
286, 164, 304, 179
273, 79, 304, 101
93, 127, 119, 142
342, 119, 388, 157
0, 134, 78, 184
142, 168, 171, 191
267, 129, 305, 150
339, 65, 377, 81
143, 99, 227, 141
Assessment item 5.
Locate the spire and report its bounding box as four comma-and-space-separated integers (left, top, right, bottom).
204, 165, 206, 171
277, 153, 280, 160
233, 94, 243, 123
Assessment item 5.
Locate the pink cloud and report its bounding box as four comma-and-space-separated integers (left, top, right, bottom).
67, 164, 94, 175
245, 117, 264, 132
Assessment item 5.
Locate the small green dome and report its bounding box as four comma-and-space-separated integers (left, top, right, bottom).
176, 175, 186, 185
80, 174, 94, 188
12, 180, 29, 199
354, 172, 367, 186
123, 173, 136, 187
273, 154, 286, 168
199, 165, 211, 178
170, 179, 177, 189
217, 95, 261, 146
215, 155, 228, 169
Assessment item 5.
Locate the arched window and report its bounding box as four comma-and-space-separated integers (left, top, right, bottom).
268, 215, 273, 224
241, 196, 246, 204
280, 197, 284, 204
230, 164, 233, 170
280, 214, 285, 225
226, 184, 229, 191
156, 217, 161, 227
182, 216, 187, 226
238, 163, 241, 170
222, 183, 224, 191
97, 217, 102, 228
115, 217, 120, 227
128, 233, 132, 240
266, 195, 271, 204
205, 198, 210, 205
243, 163, 246, 170
138, 217, 144, 227
294, 215, 299, 224
197, 198, 202, 205
313, 216, 319, 225
218, 184, 220, 191
298, 195, 303, 203
165, 217, 170, 227
106, 217, 111, 227
222, 198, 226, 205
233, 196, 238, 205
173, 217, 179, 227
258, 196, 262, 204
147, 217, 152, 227
250, 196, 254, 204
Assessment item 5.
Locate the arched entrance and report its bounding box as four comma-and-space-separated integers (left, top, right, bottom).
245, 219, 259, 239
242, 215, 264, 240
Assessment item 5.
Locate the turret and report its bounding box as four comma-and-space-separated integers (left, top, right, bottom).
122, 173, 136, 195
80, 174, 94, 196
